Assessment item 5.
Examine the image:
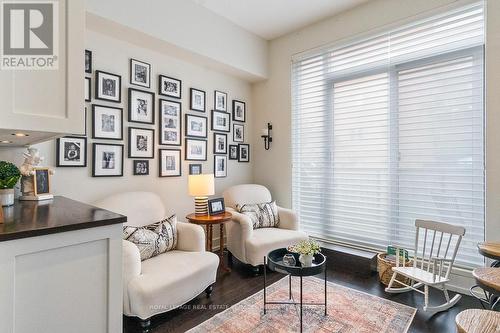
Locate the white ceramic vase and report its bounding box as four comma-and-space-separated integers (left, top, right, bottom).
0, 188, 15, 206
299, 254, 314, 267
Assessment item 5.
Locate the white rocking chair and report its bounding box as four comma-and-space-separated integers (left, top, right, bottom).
385, 219, 466, 313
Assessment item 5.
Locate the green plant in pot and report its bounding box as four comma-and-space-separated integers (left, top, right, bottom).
288, 240, 321, 267
0, 161, 21, 206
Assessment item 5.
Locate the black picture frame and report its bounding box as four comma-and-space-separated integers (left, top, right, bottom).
190, 88, 206, 112
214, 90, 227, 112
238, 144, 250, 163
85, 49, 92, 74
91, 104, 123, 140
85, 77, 91, 102
34, 168, 50, 195
214, 155, 227, 178
185, 138, 207, 161
232, 100, 246, 122
211, 110, 230, 132
159, 75, 182, 99
95, 70, 122, 103
92, 143, 124, 177
189, 164, 202, 175
130, 58, 151, 88
128, 88, 155, 125
208, 198, 225, 215
128, 127, 155, 159
185, 114, 207, 138
56, 136, 87, 167
133, 160, 149, 175
159, 99, 182, 146
233, 123, 244, 142
229, 144, 238, 160
159, 149, 182, 177
213, 132, 227, 154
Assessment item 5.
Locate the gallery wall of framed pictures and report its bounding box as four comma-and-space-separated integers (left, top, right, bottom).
57, 48, 251, 181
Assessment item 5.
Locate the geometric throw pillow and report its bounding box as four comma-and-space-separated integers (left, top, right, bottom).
236, 200, 280, 229
123, 214, 177, 261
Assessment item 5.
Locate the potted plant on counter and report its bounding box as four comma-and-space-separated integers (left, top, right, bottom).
288, 240, 322, 267
0, 161, 21, 206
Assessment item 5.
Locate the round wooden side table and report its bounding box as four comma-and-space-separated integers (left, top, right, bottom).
478, 242, 500, 267
186, 212, 232, 272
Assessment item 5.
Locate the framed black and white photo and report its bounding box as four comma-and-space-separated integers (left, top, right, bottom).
128, 127, 154, 159
92, 143, 124, 177
92, 104, 123, 140
214, 90, 227, 112
159, 149, 181, 177
95, 70, 121, 103
232, 100, 246, 122
185, 114, 207, 138
85, 50, 92, 74
238, 144, 250, 162
213, 133, 227, 154
159, 75, 181, 99
189, 164, 202, 175
233, 123, 244, 142
56, 136, 87, 167
85, 77, 91, 102
130, 58, 151, 88
185, 138, 207, 161
214, 155, 227, 178
190, 88, 205, 112
229, 144, 238, 160
208, 198, 225, 215
211, 110, 230, 132
34, 168, 51, 195
133, 160, 149, 175
128, 88, 155, 124
159, 99, 182, 146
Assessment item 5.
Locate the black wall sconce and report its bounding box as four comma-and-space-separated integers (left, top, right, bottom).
261, 123, 272, 150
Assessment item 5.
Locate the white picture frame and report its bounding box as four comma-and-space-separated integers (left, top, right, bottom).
185, 138, 207, 161
92, 143, 124, 177
92, 104, 123, 140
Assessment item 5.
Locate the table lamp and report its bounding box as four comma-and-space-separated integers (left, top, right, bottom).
188, 174, 215, 216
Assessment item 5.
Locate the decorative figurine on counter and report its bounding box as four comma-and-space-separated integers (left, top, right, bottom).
19, 148, 54, 201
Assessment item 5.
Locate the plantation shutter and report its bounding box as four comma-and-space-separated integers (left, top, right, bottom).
291, 2, 484, 267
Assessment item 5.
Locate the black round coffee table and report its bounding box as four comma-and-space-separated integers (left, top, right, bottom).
263, 248, 327, 333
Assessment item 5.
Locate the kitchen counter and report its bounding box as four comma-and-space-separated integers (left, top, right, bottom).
0, 196, 126, 241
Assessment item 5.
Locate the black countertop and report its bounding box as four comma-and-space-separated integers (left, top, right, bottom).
0, 196, 126, 242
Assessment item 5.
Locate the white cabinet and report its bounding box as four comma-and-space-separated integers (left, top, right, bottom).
0, 0, 85, 145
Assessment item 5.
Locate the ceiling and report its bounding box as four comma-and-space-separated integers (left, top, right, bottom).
190, 0, 371, 40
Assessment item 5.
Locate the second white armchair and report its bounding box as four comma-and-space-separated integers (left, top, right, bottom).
223, 184, 308, 272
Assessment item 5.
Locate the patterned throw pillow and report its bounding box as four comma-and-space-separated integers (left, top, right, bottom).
236, 201, 280, 229
123, 215, 177, 261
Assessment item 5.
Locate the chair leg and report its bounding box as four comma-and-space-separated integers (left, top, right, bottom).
424, 285, 429, 311
140, 319, 151, 333
205, 284, 213, 298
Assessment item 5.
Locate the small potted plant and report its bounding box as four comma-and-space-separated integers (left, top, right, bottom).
288, 240, 321, 267
0, 161, 21, 206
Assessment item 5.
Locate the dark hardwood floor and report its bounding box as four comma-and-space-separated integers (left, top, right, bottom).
124, 252, 482, 333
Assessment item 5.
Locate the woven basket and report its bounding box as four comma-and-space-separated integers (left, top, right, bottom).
377, 252, 412, 287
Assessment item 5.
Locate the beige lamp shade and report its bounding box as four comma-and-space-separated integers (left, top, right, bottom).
188, 174, 215, 197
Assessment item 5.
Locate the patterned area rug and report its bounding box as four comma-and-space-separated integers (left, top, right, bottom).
188, 276, 416, 333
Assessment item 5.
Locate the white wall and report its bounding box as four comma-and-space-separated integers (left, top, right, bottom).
0, 27, 254, 223
85, 0, 268, 82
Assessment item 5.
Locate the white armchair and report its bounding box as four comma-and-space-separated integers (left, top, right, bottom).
223, 184, 308, 271
93, 192, 219, 330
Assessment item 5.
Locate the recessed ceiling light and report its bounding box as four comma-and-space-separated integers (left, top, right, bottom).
0, 140, 12, 144
11, 133, 29, 137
